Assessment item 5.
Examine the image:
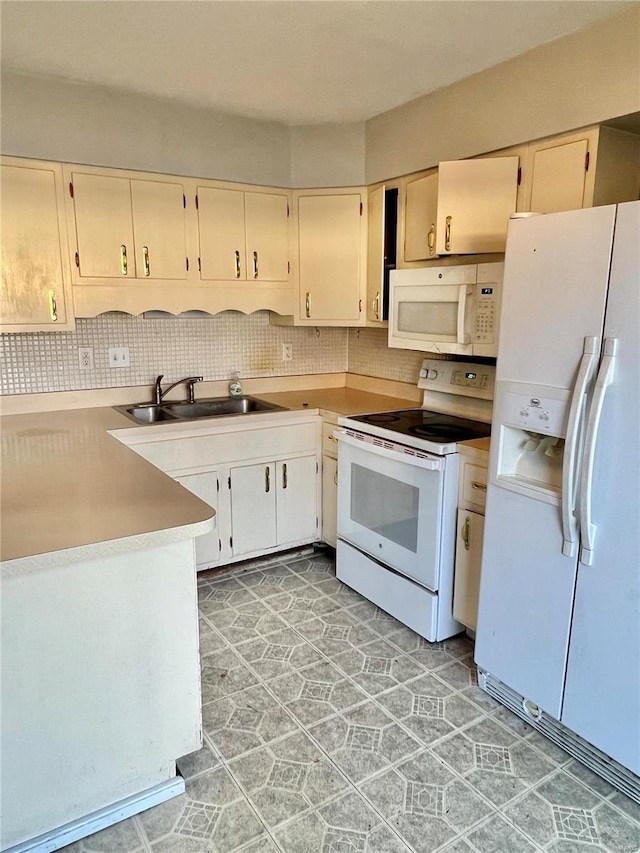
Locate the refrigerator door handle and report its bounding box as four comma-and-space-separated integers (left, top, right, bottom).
561, 336, 600, 557
578, 337, 618, 566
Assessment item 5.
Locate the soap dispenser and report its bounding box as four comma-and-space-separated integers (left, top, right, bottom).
229, 372, 243, 398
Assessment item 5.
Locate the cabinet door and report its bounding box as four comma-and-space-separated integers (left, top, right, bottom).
244, 192, 289, 282
529, 139, 590, 214
297, 192, 364, 322
366, 185, 385, 323
436, 158, 518, 254
276, 456, 317, 547
176, 472, 220, 568
197, 187, 246, 281
230, 462, 277, 557
321, 454, 338, 547
404, 171, 438, 262
131, 180, 187, 280
71, 172, 135, 278
453, 509, 484, 631
1, 162, 71, 328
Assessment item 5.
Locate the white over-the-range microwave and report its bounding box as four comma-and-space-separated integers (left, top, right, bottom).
388, 262, 503, 357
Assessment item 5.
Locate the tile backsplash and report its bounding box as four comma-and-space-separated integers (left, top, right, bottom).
1, 313, 432, 397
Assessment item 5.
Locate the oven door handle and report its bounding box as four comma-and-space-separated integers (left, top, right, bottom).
335, 430, 445, 471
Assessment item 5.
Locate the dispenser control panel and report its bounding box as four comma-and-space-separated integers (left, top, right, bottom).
501, 391, 568, 435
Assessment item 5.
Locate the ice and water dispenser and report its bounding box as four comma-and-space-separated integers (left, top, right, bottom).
494, 384, 570, 500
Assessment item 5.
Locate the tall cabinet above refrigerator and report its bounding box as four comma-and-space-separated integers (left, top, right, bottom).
475, 202, 640, 802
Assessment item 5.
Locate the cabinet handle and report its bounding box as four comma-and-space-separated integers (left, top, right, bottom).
372, 292, 380, 320
253, 251, 259, 279
461, 516, 470, 551
265, 466, 271, 493
48, 289, 58, 322
143, 245, 150, 277
427, 224, 436, 255
471, 481, 487, 492
444, 216, 452, 252
305, 292, 311, 319
235, 250, 241, 279
282, 463, 288, 489
120, 244, 128, 275
328, 433, 337, 443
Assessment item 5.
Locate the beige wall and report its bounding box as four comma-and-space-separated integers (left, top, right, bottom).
366, 6, 640, 183
289, 123, 366, 187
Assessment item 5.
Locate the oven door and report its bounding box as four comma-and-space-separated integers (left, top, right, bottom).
336, 430, 445, 591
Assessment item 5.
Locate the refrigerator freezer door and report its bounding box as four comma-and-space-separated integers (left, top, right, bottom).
496, 206, 615, 388
562, 201, 640, 774
475, 484, 578, 718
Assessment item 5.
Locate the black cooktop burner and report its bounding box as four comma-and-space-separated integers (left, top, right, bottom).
351, 409, 491, 445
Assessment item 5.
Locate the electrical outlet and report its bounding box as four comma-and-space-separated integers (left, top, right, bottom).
108, 346, 130, 368
78, 347, 94, 370
282, 343, 293, 362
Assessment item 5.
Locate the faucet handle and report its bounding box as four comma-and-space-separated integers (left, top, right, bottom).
154, 374, 164, 404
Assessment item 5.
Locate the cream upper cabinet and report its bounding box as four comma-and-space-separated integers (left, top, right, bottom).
294, 188, 367, 326
1, 157, 74, 332
403, 169, 438, 262
436, 157, 519, 254
130, 179, 187, 280
366, 185, 385, 323
197, 186, 290, 284
67, 168, 188, 282
524, 126, 640, 214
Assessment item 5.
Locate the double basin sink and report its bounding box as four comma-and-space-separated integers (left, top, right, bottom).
115, 396, 286, 425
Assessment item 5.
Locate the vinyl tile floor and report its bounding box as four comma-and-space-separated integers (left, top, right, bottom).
64, 549, 640, 853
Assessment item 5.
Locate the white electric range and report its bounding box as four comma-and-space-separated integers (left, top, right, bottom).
335, 358, 494, 641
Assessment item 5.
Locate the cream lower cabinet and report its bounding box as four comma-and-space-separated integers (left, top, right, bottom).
117, 417, 320, 571
320, 415, 340, 547
1, 157, 74, 332
453, 446, 489, 631
293, 188, 367, 326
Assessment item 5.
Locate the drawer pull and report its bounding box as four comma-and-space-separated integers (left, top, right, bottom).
282, 463, 288, 489
265, 466, 271, 493
328, 433, 337, 443
48, 289, 58, 322
461, 516, 470, 550
471, 481, 487, 492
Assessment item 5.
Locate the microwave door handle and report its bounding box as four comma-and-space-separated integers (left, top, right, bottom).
578, 337, 617, 566
457, 285, 470, 345
561, 336, 599, 557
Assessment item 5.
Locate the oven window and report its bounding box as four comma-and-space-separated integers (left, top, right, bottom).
350, 464, 419, 552
397, 301, 457, 337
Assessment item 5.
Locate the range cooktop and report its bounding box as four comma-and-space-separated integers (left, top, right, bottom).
342, 408, 491, 455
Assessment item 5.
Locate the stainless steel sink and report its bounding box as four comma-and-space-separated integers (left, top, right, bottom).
114, 396, 285, 425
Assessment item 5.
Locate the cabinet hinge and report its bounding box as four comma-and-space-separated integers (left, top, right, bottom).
230, 536, 233, 549
216, 478, 220, 492
198, 257, 202, 272
186, 257, 189, 272
228, 476, 231, 490
74, 252, 80, 268
68, 182, 74, 198
219, 538, 222, 552
195, 194, 199, 209
585, 151, 590, 172
183, 194, 186, 208
517, 166, 522, 186
359, 202, 363, 216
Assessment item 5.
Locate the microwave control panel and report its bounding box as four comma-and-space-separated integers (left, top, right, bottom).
474, 286, 496, 344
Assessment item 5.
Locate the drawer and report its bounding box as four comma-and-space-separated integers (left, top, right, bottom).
461, 461, 488, 510
322, 422, 340, 456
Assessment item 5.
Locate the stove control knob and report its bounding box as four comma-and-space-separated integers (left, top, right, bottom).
419, 369, 427, 378
427, 369, 438, 380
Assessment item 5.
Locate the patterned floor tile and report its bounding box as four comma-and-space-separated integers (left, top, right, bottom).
199, 583, 258, 617
376, 672, 484, 745
211, 599, 289, 645
199, 619, 227, 657
269, 659, 368, 726
438, 658, 503, 712
313, 576, 367, 607
228, 730, 349, 828
141, 767, 263, 853
361, 750, 492, 853
285, 554, 337, 585
346, 600, 408, 638
296, 607, 379, 658
330, 637, 425, 696
308, 701, 421, 784
385, 628, 459, 671
234, 626, 323, 681
237, 566, 307, 600
202, 683, 300, 760
176, 740, 221, 780
61, 818, 145, 852
268, 586, 340, 624
200, 646, 260, 703
274, 790, 413, 853
432, 717, 556, 807
466, 814, 540, 852
504, 770, 640, 853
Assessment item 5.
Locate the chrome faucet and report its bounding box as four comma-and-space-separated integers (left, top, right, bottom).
154, 374, 203, 405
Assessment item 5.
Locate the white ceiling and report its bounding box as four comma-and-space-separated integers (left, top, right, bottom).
0, 1, 632, 125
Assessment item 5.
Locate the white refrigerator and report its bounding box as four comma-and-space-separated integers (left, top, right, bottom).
475, 202, 640, 793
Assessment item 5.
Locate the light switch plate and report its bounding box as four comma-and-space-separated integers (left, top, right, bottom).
108, 347, 130, 368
